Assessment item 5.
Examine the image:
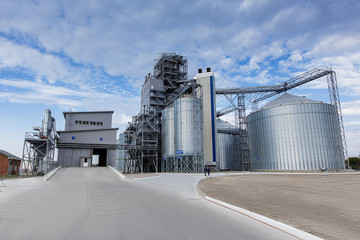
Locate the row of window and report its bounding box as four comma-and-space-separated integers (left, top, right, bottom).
75, 120, 103, 126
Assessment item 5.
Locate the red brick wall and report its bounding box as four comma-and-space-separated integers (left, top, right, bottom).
0, 154, 9, 176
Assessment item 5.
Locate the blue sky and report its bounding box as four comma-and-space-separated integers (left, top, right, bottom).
0, 0, 359, 158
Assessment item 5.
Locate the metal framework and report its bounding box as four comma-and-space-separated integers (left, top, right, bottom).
327, 71, 349, 168
216, 67, 349, 169
153, 53, 187, 93
122, 53, 189, 173
123, 107, 160, 173
145, 74, 166, 113
162, 155, 204, 173
20, 129, 58, 176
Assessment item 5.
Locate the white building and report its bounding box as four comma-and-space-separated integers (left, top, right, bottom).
57, 111, 118, 167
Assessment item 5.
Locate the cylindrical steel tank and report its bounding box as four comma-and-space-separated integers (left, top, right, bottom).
217, 119, 240, 170
247, 93, 344, 170
115, 133, 126, 171
42, 109, 53, 137
174, 96, 203, 155
161, 105, 175, 157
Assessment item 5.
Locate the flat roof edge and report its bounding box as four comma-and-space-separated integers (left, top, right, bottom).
63, 111, 114, 118
57, 128, 119, 133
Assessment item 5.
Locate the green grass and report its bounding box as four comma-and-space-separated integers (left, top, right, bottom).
0, 174, 21, 179
0, 174, 38, 179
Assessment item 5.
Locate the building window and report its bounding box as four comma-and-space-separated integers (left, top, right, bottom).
75, 120, 103, 126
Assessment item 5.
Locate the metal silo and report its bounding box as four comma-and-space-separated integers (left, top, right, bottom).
42, 109, 55, 137
115, 133, 125, 171
247, 93, 344, 171
217, 119, 240, 170
174, 96, 203, 155
161, 105, 175, 158
161, 96, 203, 173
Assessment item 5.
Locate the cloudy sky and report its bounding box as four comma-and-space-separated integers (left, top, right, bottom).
0, 0, 359, 158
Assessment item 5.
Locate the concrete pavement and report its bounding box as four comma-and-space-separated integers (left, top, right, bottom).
1, 168, 300, 240
134, 172, 323, 240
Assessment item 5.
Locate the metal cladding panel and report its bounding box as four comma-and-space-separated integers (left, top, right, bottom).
57, 148, 91, 167
174, 97, 203, 155
195, 72, 217, 164
64, 112, 113, 131
247, 103, 344, 170
161, 105, 175, 157
107, 149, 116, 167
217, 133, 235, 170
59, 129, 117, 145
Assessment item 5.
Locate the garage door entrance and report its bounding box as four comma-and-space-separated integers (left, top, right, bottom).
93, 148, 107, 167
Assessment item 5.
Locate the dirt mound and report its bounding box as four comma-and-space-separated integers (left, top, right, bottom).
198, 174, 360, 240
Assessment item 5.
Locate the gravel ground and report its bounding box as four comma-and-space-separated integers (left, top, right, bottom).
198, 173, 360, 240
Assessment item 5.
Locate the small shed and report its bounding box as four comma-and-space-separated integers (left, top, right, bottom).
0, 150, 22, 176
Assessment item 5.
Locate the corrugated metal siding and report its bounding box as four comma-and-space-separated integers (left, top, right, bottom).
115, 134, 125, 171
174, 97, 203, 155
161, 106, 175, 157
247, 103, 344, 170
217, 133, 235, 170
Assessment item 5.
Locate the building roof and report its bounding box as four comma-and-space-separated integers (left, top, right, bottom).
63, 111, 114, 118
0, 150, 21, 161
57, 128, 119, 133
261, 93, 322, 110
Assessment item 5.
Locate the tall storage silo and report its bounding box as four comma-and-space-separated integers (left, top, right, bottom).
247, 93, 344, 171
161, 105, 175, 169
217, 119, 240, 170
174, 96, 203, 155
160, 95, 203, 172
115, 133, 125, 171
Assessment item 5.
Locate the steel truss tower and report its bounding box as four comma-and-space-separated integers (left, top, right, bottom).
122, 53, 189, 173
153, 53, 187, 93
20, 110, 58, 176
327, 71, 349, 168
216, 68, 349, 169
123, 107, 160, 173
21, 134, 57, 176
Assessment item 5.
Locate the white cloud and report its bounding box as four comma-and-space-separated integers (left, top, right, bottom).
239, 0, 266, 11
311, 34, 360, 57
0, 37, 90, 86
342, 100, 360, 116
264, 5, 317, 34
229, 28, 264, 53
0, 78, 141, 127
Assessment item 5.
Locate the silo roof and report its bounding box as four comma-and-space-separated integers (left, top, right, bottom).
261, 93, 321, 110
217, 118, 236, 129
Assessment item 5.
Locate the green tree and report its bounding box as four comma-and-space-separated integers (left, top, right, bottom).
348, 157, 360, 170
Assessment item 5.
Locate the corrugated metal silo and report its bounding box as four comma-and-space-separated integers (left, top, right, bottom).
217, 119, 240, 170
115, 133, 125, 171
174, 96, 203, 155
247, 93, 344, 170
161, 105, 175, 157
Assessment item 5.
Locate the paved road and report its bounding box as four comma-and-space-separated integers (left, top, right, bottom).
0, 168, 299, 240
